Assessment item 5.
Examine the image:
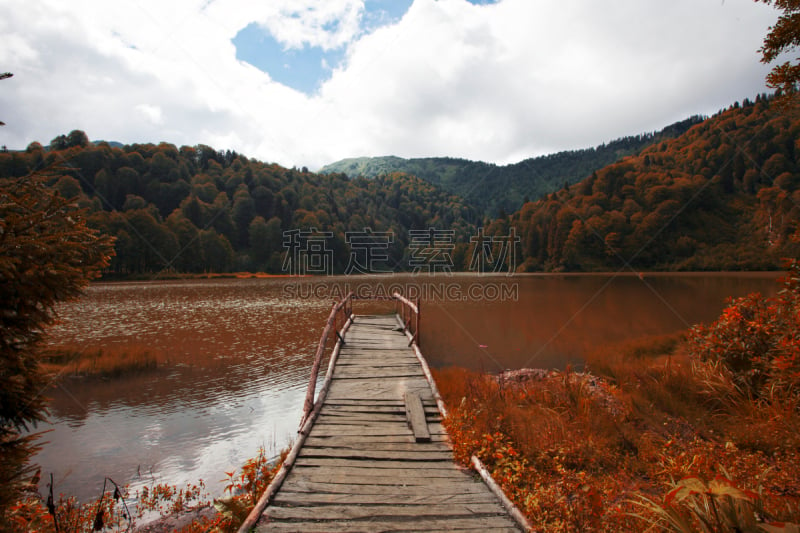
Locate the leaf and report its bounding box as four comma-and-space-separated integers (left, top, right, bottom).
760, 523, 800, 533
213, 497, 236, 519
708, 476, 751, 501
665, 477, 708, 505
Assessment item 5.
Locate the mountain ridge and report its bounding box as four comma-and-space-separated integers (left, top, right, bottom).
319, 115, 705, 217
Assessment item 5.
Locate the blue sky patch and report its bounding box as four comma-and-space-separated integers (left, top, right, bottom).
362, 0, 414, 31
233, 23, 346, 94
232, 2, 417, 95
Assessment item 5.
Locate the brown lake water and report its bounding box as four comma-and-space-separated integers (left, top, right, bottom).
33, 273, 780, 501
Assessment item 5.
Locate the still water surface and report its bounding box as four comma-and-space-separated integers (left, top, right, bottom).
34, 273, 779, 501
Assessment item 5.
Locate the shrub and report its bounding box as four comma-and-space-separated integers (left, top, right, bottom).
688, 259, 800, 400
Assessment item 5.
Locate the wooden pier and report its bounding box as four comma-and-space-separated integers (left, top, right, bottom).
240, 294, 527, 532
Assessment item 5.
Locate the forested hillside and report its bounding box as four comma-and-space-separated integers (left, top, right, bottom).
0, 135, 477, 275
2, 93, 796, 276
497, 94, 799, 272
319, 116, 704, 217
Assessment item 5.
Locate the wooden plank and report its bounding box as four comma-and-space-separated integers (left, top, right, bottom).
293, 457, 460, 470
307, 426, 446, 438
404, 392, 431, 443
334, 370, 425, 379
282, 472, 486, 488
274, 479, 493, 496
321, 402, 438, 411
315, 413, 411, 423
259, 518, 520, 532
259, 519, 520, 532
265, 503, 509, 521
303, 437, 448, 451
289, 469, 468, 484
272, 491, 499, 506
303, 434, 450, 447
320, 403, 439, 413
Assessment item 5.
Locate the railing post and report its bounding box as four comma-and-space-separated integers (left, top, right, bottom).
415, 297, 420, 348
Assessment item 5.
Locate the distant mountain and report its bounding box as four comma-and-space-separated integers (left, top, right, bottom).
319, 116, 705, 218
92, 140, 124, 149
498, 93, 799, 272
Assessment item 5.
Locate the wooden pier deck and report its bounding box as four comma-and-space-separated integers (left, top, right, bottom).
247, 312, 525, 532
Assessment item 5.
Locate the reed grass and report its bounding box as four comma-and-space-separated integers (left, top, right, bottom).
433, 331, 800, 532
40, 343, 164, 379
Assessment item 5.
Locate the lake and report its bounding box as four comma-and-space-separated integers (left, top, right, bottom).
33, 272, 780, 501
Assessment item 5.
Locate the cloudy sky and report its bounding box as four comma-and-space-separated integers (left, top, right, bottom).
0, 0, 782, 169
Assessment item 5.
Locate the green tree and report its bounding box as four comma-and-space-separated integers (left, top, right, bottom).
248, 216, 271, 266
0, 169, 114, 516
199, 229, 234, 272
167, 211, 205, 272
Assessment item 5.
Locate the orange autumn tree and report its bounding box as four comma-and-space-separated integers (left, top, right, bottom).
0, 168, 114, 517
758, 0, 800, 102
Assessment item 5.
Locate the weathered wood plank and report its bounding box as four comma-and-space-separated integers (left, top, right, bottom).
274, 479, 493, 496
282, 472, 486, 488
259, 519, 520, 532
292, 457, 462, 470
272, 491, 499, 506
288, 469, 468, 484
303, 437, 448, 451
307, 426, 446, 438
297, 449, 452, 461
404, 392, 431, 443
266, 503, 510, 521
320, 405, 439, 415
257, 519, 519, 533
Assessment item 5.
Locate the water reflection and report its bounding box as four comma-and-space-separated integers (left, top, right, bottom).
31, 273, 780, 501
37, 278, 333, 501
421, 273, 779, 371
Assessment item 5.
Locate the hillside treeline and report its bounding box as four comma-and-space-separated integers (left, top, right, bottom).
0, 135, 477, 275
502, 94, 800, 271
320, 116, 704, 218
2, 94, 797, 275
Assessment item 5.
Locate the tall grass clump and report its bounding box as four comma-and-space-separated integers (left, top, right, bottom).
40, 343, 164, 379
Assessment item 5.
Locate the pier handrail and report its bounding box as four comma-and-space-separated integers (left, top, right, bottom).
392, 291, 420, 347
238, 292, 353, 533
300, 292, 353, 426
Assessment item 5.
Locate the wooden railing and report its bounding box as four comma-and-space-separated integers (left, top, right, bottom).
299, 292, 353, 427
239, 292, 354, 533
393, 291, 420, 347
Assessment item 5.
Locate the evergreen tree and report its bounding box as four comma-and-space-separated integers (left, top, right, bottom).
0, 168, 114, 516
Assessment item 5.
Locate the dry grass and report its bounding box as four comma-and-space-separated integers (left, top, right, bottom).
40, 343, 165, 379
433, 333, 800, 532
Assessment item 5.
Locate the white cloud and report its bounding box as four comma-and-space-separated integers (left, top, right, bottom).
0, 0, 781, 169
136, 104, 163, 125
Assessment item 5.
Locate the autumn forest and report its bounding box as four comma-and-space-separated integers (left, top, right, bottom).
1, 93, 797, 277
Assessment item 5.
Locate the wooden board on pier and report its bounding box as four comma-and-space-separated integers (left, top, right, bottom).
255, 314, 523, 532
